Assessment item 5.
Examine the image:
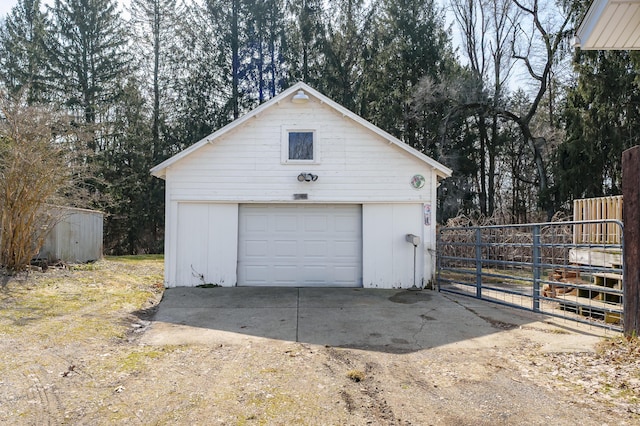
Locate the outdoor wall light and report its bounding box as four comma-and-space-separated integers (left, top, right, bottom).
291, 90, 310, 104
297, 172, 318, 182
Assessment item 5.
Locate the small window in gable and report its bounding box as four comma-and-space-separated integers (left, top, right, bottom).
288, 131, 314, 160
282, 128, 318, 163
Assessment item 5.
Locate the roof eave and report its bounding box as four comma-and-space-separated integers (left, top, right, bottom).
150, 83, 310, 179
150, 81, 453, 180
575, 0, 607, 49
296, 85, 453, 178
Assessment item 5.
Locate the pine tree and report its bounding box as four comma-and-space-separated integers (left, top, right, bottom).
286, 0, 326, 87
245, 0, 287, 103
0, 0, 50, 103
556, 50, 640, 203
367, 0, 455, 149
321, 0, 375, 113
129, 0, 181, 163
127, 0, 183, 252
47, 0, 130, 127
102, 78, 162, 253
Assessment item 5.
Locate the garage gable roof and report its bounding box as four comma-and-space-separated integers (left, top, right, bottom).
150, 82, 452, 179
576, 0, 640, 50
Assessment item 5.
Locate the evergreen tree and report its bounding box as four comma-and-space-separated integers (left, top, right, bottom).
129, 0, 181, 162
321, 0, 375, 113
286, 0, 326, 87
102, 78, 162, 253
164, 1, 232, 152
556, 50, 640, 203
0, 0, 50, 103
47, 0, 130, 127
245, 0, 287, 103
47, 0, 136, 252
368, 0, 455, 149
127, 0, 185, 252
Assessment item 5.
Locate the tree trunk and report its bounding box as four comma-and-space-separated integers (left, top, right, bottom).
152, 0, 161, 162
488, 114, 498, 216
477, 114, 488, 216
232, 0, 239, 119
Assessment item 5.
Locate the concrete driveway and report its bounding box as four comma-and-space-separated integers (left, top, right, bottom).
141, 287, 610, 353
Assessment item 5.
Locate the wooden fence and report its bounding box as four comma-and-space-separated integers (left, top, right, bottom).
573, 195, 623, 244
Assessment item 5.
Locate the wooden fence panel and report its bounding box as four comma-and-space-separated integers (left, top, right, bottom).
573, 195, 623, 244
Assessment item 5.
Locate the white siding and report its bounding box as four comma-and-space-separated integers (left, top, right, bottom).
164, 100, 435, 204
577, 0, 640, 50
171, 203, 238, 287
161, 91, 444, 288
362, 204, 424, 288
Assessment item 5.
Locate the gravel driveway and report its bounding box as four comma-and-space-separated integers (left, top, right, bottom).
1, 259, 638, 425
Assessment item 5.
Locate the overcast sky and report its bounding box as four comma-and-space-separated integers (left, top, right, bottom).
0, 1, 17, 19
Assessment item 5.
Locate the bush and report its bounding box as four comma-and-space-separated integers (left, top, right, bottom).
0, 93, 72, 273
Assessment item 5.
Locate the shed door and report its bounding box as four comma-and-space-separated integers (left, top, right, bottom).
238, 204, 362, 287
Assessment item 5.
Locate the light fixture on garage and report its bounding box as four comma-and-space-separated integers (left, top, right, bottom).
291, 90, 310, 104
297, 172, 318, 182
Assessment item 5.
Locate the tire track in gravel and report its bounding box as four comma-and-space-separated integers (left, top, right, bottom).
324, 347, 405, 425
24, 368, 62, 426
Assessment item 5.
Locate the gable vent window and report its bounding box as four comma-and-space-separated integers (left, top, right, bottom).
282, 127, 318, 164
289, 132, 314, 160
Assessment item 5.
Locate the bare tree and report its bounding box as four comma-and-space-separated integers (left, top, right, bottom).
450, 0, 519, 216
434, 0, 574, 219
510, 0, 573, 214
0, 93, 73, 273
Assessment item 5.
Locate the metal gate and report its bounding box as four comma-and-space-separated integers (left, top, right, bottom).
437, 220, 624, 332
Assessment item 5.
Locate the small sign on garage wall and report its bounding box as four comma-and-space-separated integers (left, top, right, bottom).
424, 204, 431, 226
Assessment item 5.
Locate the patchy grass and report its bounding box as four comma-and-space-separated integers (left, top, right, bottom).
105, 346, 171, 374
346, 369, 366, 382
0, 256, 164, 344
0, 255, 168, 425
106, 254, 164, 263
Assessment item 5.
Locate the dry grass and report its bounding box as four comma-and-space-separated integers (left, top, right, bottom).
346, 370, 366, 382
0, 255, 637, 425
0, 256, 163, 344
0, 256, 168, 424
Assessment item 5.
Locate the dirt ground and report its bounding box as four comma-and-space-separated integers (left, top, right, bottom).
0, 257, 638, 425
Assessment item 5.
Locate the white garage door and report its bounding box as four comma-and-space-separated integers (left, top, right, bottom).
238, 204, 362, 287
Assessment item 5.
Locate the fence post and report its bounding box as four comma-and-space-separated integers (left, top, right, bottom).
623, 146, 640, 336
475, 228, 482, 298
436, 229, 442, 291
532, 225, 541, 312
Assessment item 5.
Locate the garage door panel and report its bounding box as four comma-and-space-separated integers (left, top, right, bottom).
275, 215, 298, 232
335, 215, 357, 231
304, 215, 328, 232
241, 265, 268, 284
304, 240, 328, 257
244, 240, 269, 257
302, 264, 328, 283
245, 215, 268, 232
333, 265, 359, 283
238, 204, 362, 287
334, 240, 359, 257
273, 265, 297, 284
274, 240, 298, 257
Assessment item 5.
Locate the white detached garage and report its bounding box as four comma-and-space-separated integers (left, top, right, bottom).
151, 82, 451, 289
